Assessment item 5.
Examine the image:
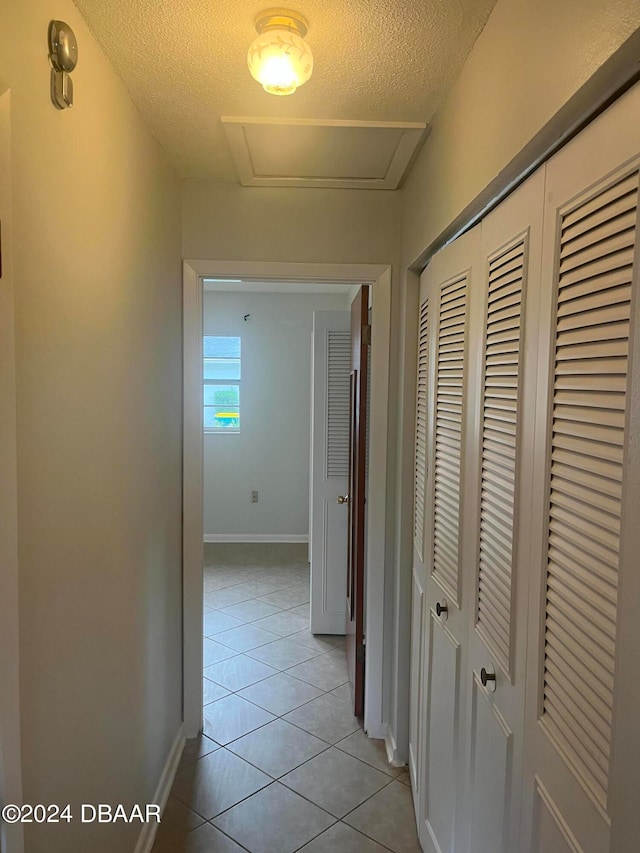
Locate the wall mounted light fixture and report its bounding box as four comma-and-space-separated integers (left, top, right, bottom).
48, 20, 78, 109
247, 8, 313, 96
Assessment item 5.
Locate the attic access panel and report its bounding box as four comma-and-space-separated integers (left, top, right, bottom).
221, 117, 428, 189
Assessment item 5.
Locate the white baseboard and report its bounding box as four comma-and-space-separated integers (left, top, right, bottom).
204, 534, 309, 543
364, 718, 387, 741
134, 725, 185, 853
385, 728, 406, 768
362, 723, 406, 772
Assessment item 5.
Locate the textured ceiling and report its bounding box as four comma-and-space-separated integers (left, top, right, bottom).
74, 0, 497, 180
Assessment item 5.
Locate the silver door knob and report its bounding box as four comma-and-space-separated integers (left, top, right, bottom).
337, 495, 350, 505
480, 667, 497, 692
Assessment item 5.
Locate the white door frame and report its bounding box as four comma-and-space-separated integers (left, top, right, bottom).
183, 259, 392, 739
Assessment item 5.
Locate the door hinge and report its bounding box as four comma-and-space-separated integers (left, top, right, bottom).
363, 324, 372, 346
356, 645, 366, 664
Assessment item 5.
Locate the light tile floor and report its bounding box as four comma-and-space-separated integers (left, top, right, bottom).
153, 543, 420, 853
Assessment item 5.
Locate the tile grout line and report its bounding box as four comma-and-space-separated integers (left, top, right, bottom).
203, 653, 347, 695
198, 679, 403, 843
192, 764, 401, 853
173, 549, 412, 853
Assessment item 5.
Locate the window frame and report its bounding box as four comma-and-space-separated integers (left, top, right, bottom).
203, 336, 241, 434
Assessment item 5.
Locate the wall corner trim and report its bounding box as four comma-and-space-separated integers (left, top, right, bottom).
133, 725, 185, 853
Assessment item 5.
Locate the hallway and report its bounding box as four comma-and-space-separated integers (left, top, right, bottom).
152, 544, 420, 852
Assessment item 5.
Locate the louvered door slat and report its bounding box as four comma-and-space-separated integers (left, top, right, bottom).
435, 481, 461, 503
478, 596, 510, 642
545, 675, 611, 757
557, 267, 633, 304
475, 236, 527, 673
562, 172, 638, 229
546, 619, 614, 692
543, 693, 610, 795
432, 273, 467, 601
414, 296, 429, 558
549, 517, 620, 569
558, 479, 621, 516
548, 546, 617, 605
541, 168, 638, 810
558, 227, 636, 275
480, 531, 513, 579
491, 255, 525, 284
546, 592, 617, 660
326, 330, 351, 478
561, 209, 637, 258
434, 502, 461, 537
479, 572, 512, 614
546, 655, 613, 734
479, 542, 512, 586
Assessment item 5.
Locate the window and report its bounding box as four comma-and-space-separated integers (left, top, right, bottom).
204, 336, 241, 431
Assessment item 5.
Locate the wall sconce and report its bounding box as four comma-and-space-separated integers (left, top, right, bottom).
48, 20, 78, 109
247, 8, 313, 96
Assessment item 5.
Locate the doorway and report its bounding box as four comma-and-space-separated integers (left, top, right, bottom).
183, 261, 393, 743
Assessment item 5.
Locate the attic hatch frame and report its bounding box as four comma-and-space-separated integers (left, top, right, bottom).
182, 259, 394, 744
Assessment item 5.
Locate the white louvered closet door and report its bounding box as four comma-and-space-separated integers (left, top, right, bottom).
310, 311, 351, 634
415, 225, 482, 853
461, 168, 545, 853
522, 81, 640, 853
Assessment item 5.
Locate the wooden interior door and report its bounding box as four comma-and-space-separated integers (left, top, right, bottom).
346, 285, 369, 717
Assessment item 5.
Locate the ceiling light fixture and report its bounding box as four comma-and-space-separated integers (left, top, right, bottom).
247, 8, 313, 96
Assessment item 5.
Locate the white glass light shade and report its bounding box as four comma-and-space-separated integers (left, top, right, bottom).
247, 28, 313, 96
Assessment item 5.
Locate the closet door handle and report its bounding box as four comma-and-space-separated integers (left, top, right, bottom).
435, 601, 448, 617
480, 667, 497, 692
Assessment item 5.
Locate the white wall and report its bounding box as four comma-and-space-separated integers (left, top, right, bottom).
401, 0, 640, 264
204, 290, 350, 539
389, 0, 640, 766
0, 2, 183, 851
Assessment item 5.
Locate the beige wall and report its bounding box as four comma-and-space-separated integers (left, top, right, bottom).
182, 181, 401, 265
402, 0, 640, 265
0, 2, 183, 851
0, 89, 23, 853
